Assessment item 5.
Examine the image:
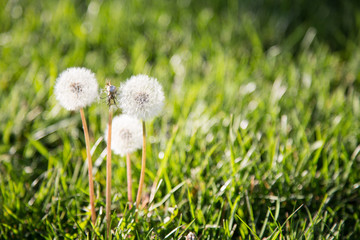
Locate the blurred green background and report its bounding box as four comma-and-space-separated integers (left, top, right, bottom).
1, 0, 360, 239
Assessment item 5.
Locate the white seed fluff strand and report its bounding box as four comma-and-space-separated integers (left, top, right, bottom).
105, 114, 143, 156
54, 67, 99, 111
119, 74, 165, 121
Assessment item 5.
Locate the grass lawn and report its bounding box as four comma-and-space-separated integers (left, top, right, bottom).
1, 0, 360, 239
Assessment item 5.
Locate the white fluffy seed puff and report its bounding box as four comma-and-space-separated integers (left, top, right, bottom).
54, 67, 99, 111
119, 74, 165, 120
105, 114, 143, 156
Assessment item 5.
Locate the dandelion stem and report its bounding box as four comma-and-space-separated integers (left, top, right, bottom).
126, 153, 133, 208
136, 120, 146, 209
106, 108, 113, 239
79, 108, 96, 226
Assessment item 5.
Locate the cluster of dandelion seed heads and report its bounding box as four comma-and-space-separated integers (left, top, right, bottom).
55, 67, 99, 111
105, 114, 143, 156
119, 74, 164, 120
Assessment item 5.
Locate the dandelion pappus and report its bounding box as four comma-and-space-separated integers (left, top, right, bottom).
186, 232, 196, 240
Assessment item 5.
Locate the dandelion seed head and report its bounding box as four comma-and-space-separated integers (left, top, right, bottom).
105, 114, 143, 156
54, 67, 99, 111
119, 74, 164, 120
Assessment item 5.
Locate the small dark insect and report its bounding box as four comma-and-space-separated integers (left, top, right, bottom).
101, 81, 119, 107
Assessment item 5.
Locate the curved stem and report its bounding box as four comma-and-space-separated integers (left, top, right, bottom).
126, 153, 133, 208
135, 121, 146, 209
106, 109, 113, 239
79, 108, 96, 226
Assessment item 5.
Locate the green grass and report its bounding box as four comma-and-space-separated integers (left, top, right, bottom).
1, 0, 360, 239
